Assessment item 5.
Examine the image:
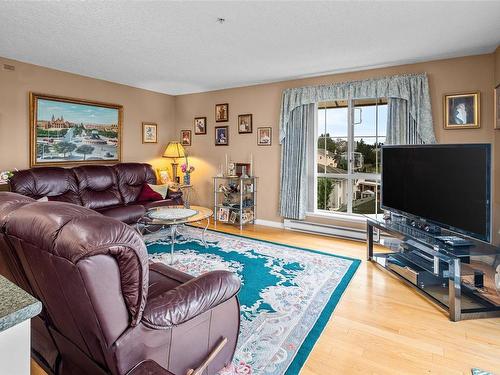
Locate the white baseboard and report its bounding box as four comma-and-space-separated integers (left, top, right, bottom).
254, 219, 285, 229
284, 219, 366, 241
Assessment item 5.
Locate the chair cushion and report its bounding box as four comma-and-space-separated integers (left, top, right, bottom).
98, 205, 146, 224
137, 184, 163, 202
73, 166, 122, 209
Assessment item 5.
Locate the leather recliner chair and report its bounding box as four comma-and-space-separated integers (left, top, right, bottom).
0, 192, 241, 375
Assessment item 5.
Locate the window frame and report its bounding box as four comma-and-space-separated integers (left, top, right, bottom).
314, 97, 386, 218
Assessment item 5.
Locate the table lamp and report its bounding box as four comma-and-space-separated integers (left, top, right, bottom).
163, 141, 186, 182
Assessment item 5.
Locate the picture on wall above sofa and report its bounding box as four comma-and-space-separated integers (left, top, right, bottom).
30, 93, 122, 167
142, 122, 158, 143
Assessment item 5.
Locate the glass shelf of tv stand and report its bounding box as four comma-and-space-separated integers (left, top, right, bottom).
366, 215, 500, 321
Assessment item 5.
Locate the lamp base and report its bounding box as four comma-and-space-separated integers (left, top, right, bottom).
171, 162, 179, 183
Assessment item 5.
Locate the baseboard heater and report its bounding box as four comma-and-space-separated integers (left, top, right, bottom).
283, 219, 367, 241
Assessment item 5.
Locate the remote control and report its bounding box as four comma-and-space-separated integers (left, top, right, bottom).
435, 236, 473, 247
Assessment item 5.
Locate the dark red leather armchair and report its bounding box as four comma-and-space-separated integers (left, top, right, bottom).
0, 192, 240, 375
9, 163, 183, 224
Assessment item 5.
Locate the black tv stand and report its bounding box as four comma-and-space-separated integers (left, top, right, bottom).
367, 216, 500, 321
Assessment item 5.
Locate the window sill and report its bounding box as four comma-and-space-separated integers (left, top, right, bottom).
306, 211, 368, 224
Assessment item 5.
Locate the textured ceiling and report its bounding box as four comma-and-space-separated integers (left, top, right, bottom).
0, 1, 499, 95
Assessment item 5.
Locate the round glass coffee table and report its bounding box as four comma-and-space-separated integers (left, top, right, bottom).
137, 205, 213, 264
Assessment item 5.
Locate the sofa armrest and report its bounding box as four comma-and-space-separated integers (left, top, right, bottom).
149, 261, 194, 284
141, 270, 240, 329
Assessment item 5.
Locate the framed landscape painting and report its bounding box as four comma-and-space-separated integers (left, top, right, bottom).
30, 93, 122, 167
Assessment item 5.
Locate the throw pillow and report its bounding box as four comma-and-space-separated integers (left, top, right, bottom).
148, 184, 169, 199
138, 183, 163, 202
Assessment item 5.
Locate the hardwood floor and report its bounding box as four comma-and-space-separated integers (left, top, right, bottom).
32, 223, 500, 375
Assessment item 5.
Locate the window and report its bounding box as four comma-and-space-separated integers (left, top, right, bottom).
315, 98, 387, 217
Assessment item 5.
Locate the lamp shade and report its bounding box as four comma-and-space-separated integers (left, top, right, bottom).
163, 141, 186, 159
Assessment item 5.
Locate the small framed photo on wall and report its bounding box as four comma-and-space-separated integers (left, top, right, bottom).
215, 103, 229, 122
495, 84, 500, 130
142, 122, 157, 143
215, 126, 229, 146
257, 127, 272, 146
194, 117, 207, 135
238, 114, 252, 134
180, 130, 191, 146
443, 92, 480, 129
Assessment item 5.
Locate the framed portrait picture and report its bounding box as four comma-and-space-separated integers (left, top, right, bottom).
194, 116, 207, 135
218, 207, 230, 222
495, 85, 500, 130
257, 127, 272, 146
229, 211, 238, 224
215, 103, 229, 122
215, 126, 229, 146
180, 130, 191, 146
443, 92, 480, 129
29, 92, 122, 167
142, 122, 157, 143
238, 114, 252, 134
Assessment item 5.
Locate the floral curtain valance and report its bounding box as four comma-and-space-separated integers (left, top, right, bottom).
279, 72, 436, 144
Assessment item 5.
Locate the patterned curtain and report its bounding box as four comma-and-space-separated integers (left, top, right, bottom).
280, 73, 435, 144
279, 104, 315, 219
387, 97, 431, 145
387, 98, 417, 144
278, 73, 436, 219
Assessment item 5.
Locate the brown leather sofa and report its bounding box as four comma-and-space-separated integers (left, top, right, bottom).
9, 163, 182, 224
0, 192, 241, 375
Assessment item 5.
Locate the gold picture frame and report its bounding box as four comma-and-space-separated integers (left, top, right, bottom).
142, 122, 157, 143
443, 92, 480, 129
215, 103, 229, 122
30, 92, 122, 167
495, 84, 500, 130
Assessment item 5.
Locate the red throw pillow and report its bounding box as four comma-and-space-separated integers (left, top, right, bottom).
138, 183, 163, 202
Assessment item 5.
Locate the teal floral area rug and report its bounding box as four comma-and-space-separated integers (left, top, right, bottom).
145, 227, 360, 375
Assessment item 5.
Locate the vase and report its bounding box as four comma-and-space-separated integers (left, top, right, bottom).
183, 173, 191, 185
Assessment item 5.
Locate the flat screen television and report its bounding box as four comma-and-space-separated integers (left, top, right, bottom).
381, 144, 491, 242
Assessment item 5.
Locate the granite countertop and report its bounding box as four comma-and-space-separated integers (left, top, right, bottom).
0, 275, 41, 333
